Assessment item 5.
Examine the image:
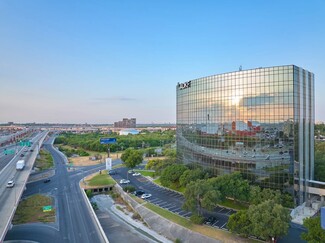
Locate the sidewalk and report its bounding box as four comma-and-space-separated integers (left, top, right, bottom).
92, 194, 172, 243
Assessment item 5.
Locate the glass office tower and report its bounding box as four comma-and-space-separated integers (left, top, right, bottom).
176, 65, 314, 205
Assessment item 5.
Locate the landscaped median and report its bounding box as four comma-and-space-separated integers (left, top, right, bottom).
35, 149, 54, 171
80, 170, 116, 190
13, 194, 55, 224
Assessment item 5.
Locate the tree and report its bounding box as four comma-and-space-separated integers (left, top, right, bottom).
179, 168, 205, 187
121, 149, 143, 169
248, 200, 291, 240
249, 187, 282, 205
183, 179, 221, 215
146, 158, 175, 175
227, 210, 251, 237
301, 216, 325, 243
160, 164, 187, 187
209, 172, 250, 202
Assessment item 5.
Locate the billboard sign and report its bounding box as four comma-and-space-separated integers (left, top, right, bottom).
100, 138, 117, 144
106, 158, 112, 170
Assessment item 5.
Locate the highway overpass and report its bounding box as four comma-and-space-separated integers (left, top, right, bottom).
0, 131, 48, 242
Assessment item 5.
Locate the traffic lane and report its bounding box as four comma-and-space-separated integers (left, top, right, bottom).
0, 154, 15, 171
47, 143, 103, 243
93, 195, 157, 243
5, 223, 60, 243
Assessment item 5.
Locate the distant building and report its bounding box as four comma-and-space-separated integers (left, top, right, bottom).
119, 129, 139, 136
114, 118, 136, 128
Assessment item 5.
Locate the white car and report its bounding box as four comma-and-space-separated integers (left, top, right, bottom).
120, 179, 130, 184
132, 172, 141, 176
6, 180, 15, 188
141, 193, 152, 199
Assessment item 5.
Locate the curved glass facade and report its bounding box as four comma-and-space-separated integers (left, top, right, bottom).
176, 65, 314, 205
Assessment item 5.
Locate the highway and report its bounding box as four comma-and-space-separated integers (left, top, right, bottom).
5, 137, 162, 243
0, 131, 48, 242
5, 137, 107, 243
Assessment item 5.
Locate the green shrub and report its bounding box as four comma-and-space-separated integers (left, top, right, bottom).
86, 189, 92, 198
123, 185, 136, 193
190, 214, 204, 224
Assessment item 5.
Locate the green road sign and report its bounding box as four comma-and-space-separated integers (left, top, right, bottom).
42, 205, 52, 212
19, 141, 31, 147
4, 149, 14, 155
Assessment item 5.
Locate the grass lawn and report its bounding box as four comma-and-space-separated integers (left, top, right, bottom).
153, 178, 161, 185
152, 178, 185, 193
130, 194, 145, 204
134, 169, 155, 177
35, 149, 54, 170
218, 198, 248, 210
86, 171, 116, 186
13, 194, 55, 224
168, 183, 186, 193
144, 202, 255, 243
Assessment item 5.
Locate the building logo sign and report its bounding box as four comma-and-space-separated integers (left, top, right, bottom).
178, 81, 191, 90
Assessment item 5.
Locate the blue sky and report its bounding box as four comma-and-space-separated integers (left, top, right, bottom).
0, 0, 324, 124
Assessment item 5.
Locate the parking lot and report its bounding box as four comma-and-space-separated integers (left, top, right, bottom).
111, 167, 234, 230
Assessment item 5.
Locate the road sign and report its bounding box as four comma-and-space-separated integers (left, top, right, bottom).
19, 140, 31, 147
100, 138, 117, 144
42, 205, 52, 212
4, 149, 14, 155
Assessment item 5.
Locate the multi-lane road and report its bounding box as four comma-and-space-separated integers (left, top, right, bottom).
5, 138, 106, 243
5, 137, 162, 243
0, 131, 48, 241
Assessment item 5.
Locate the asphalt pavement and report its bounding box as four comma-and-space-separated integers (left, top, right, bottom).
5, 140, 105, 243
111, 166, 306, 242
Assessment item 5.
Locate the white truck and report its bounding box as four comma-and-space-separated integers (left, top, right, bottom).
16, 160, 25, 170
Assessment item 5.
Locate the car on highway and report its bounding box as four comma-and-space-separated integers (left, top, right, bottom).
132, 172, 141, 176
120, 179, 130, 184
6, 180, 15, 188
141, 193, 152, 199
44, 179, 51, 183
133, 190, 145, 196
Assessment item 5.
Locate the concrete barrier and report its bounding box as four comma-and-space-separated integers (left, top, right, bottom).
79, 179, 109, 243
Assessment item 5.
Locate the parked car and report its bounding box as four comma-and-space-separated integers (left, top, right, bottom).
44, 179, 51, 183
108, 170, 117, 175
128, 170, 134, 174
204, 216, 217, 225
141, 193, 152, 199
20, 154, 24, 157
133, 190, 145, 196
6, 180, 15, 188
120, 179, 130, 184
132, 172, 141, 176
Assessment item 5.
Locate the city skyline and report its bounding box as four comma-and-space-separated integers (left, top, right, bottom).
1, 1, 325, 124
